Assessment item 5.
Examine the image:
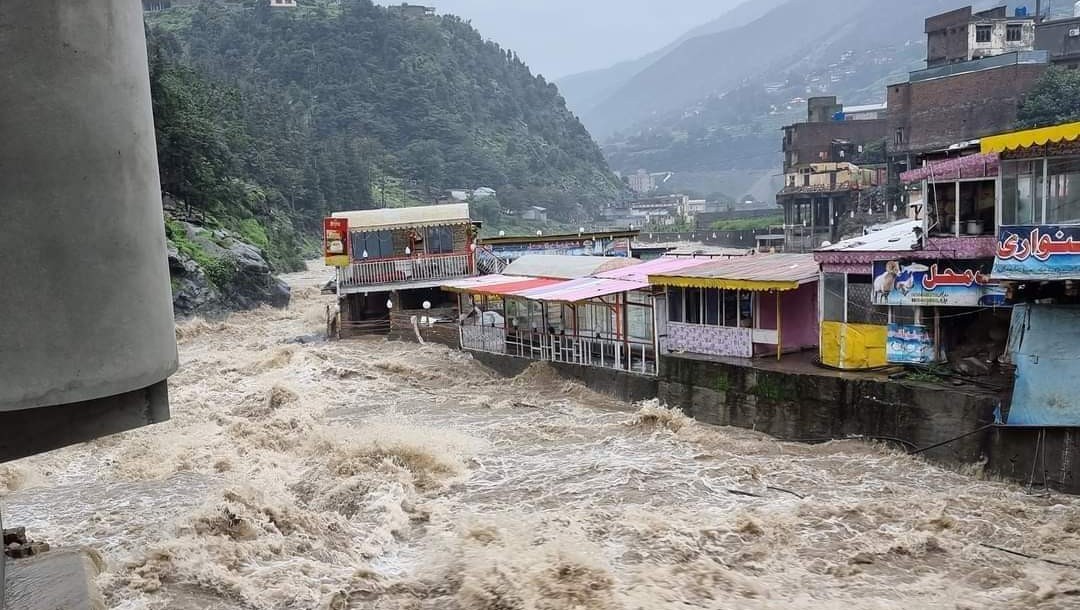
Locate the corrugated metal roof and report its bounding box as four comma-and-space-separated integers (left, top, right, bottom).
472, 277, 564, 296
649, 253, 819, 291
333, 203, 470, 232
816, 220, 920, 252
503, 255, 639, 279
515, 277, 647, 302
596, 256, 715, 282
442, 274, 522, 292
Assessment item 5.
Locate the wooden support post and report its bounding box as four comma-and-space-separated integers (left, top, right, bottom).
777, 290, 783, 361
934, 307, 941, 363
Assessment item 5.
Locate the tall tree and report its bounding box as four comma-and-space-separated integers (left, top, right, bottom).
1018, 67, 1080, 129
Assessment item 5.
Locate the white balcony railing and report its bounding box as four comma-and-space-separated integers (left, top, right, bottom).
338, 252, 474, 289
460, 327, 656, 376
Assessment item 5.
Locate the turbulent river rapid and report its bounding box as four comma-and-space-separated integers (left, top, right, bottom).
3, 264, 1080, 609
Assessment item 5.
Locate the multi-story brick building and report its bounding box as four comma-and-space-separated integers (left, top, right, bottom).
777, 97, 889, 252
926, 5, 1036, 68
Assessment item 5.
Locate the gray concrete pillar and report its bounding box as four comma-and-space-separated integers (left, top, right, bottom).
0, 1, 178, 412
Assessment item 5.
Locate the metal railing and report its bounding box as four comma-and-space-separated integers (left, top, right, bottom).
337, 252, 473, 288
475, 247, 510, 275
460, 326, 656, 375
461, 325, 508, 354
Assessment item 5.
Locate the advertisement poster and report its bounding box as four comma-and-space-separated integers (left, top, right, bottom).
993, 225, 1080, 280
323, 218, 350, 267
871, 260, 1007, 307
490, 236, 632, 261
887, 323, 935, 364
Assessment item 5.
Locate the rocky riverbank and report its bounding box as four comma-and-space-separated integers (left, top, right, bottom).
166, 220, 291, 317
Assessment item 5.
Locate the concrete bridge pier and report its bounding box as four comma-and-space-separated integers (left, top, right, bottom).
1, 2, 178, 606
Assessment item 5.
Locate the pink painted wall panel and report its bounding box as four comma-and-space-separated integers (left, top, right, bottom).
756, 284, 819, 350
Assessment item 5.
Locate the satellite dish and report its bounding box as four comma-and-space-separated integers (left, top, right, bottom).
386, 299, 394, 309
422, 301, 432, 310
498, 230, 506, 237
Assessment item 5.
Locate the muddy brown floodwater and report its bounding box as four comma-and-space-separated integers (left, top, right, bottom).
3, 263, 1080, 609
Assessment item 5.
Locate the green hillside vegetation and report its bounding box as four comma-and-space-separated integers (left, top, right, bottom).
146, 0, 622, 272
1017, 68, 1080, 129
710, 215, 784, 231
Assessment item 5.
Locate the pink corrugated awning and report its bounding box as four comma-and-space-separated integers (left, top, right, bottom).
471, 278, 565, 296
900, 152, 999, 184
514, 277, 647, 302
595, 256, 716, 282
441, 274, 523, 292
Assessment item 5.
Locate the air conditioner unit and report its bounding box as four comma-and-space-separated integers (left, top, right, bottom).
1069, 27, 1080, 37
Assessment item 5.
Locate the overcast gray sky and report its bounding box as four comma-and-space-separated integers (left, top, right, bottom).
422, 0, 743, 79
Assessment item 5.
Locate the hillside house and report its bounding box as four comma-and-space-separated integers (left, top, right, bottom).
389, 3, 435, 17
521, 206, 548, 222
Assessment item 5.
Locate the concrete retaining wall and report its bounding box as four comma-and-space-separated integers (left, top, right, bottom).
658, 355, 1000, 463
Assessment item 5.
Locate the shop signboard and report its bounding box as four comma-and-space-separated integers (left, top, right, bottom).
489, 236, 632, 261
886, 323, 935, 364
993, 225, 1080, 280
871, 260, 1007, 307
323, 218, 350, 267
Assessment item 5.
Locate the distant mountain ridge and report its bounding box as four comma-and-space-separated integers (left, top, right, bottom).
556, 0, 788, 120
582, 0, 970, 140
555, 0, 985, 203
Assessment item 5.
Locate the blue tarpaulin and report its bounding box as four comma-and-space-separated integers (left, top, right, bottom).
1006, 304, 1080, 426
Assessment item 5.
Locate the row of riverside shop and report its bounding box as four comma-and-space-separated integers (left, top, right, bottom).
323, 121, 1080, 469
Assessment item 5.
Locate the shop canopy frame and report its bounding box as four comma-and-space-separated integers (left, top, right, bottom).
981, 122, 1080, 154
649, 254, 820, 360
648, 254, 819, 292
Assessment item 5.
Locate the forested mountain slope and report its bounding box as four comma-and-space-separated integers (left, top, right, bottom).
147, 0, 621, 241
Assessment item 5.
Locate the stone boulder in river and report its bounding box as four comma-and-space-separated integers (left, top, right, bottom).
167, 221, 291, 317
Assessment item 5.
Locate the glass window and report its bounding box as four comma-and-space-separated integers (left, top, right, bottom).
739, 292, 753, 328
823, 273, 845, 322
722, 289, 739, 327
351, 230, 393, 259
890, 306, 919, 326
668, 287, 684, 323
685, 288, 702, 324
704, 288, 720, 326
1047, 157, 1080, 225
847, 275, 887, 325
975, 25, 992, 43
1006, 23, 1023, 42
628, 302, 653, 342
1001, 160, 1042, 225
426, 226, 454, 254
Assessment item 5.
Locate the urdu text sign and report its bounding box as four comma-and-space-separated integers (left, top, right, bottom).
993, 226, 1080, 280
